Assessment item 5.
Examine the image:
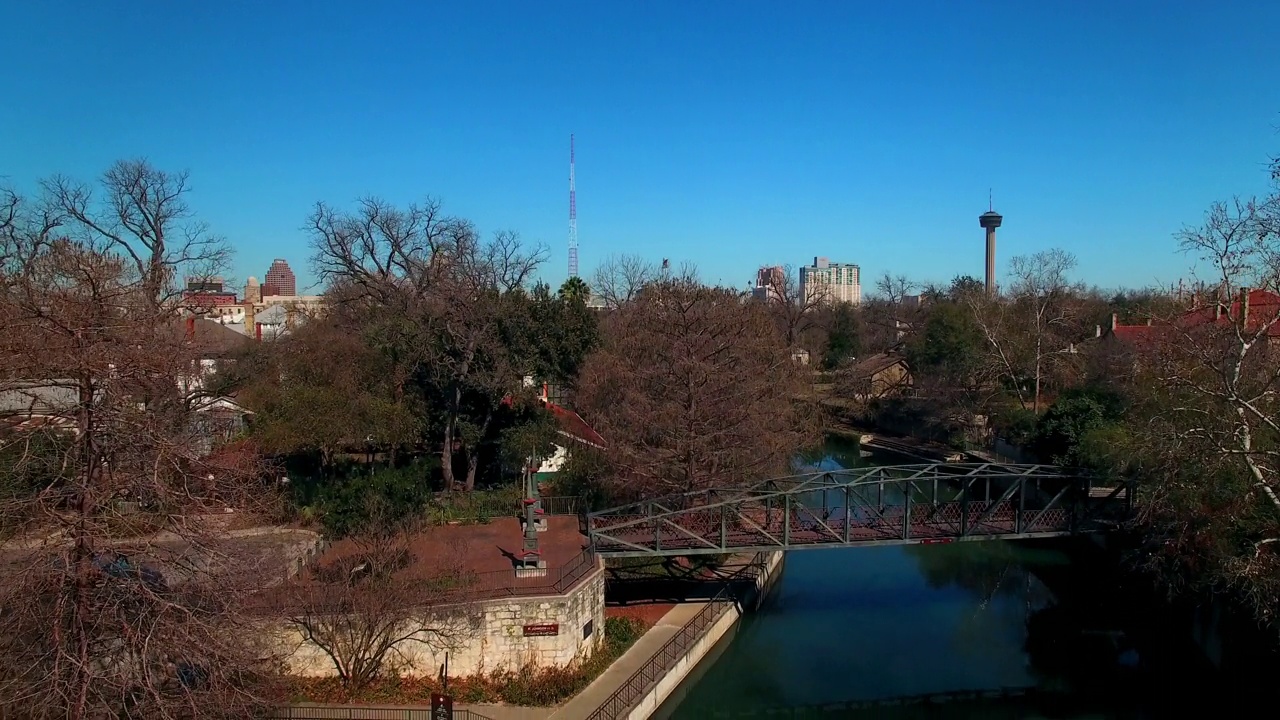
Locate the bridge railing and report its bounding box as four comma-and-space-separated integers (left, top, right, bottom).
586, 465, 1132, 556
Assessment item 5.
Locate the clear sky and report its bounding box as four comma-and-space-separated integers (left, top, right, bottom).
3, 1, 1278, 294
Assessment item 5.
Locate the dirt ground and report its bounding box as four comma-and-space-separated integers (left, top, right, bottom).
606, 602, 676, 629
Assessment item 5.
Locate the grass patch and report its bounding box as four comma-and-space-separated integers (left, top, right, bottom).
428, 487, 521, 526
288, 616, 649, 707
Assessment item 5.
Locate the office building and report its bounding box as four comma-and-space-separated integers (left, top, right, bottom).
264, 259, 297, 297
752, 266, 786, 302
799, 257, 861, 305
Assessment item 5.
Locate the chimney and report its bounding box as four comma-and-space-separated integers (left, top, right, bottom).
244, 302, 256, 335
185, 316, 195, 340
1241, 287, 1250, 325
1109, 313, 1118, 332
255, 322, 262, 342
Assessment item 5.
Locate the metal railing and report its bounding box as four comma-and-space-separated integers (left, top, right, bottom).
274, 706, 494, 720
584, 553, 769, 720
249, 549, 600, 614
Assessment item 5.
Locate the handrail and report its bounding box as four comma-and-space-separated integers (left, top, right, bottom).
274, 705, 495, 719
584, 553, 767, 720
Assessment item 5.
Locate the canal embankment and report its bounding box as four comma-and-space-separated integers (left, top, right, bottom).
555, 551, 785, 719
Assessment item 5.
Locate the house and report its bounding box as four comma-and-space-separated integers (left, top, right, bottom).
189, 396, 254, 456
1102, 288, 1280, 346
0, 380, 81, 433
790, 348, 811, 366
845, 353, 913, 400
516, 381, 605, 483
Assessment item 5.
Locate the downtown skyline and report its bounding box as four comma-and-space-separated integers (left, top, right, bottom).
3, 1, 1279, 293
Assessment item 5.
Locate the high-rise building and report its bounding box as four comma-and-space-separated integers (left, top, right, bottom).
264, 259, 297, 297
799, 257, 861, 305
752, 266, 786, 303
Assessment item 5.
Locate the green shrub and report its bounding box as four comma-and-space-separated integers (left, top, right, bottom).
604, 616, 646, 652
317, 462, 434, 538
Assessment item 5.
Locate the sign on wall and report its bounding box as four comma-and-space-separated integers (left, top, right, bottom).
431, 693, 453, 719
522, 623, 560, 637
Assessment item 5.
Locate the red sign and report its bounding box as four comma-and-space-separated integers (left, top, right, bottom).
522, 623, 560, 637
919, 538, 954, 545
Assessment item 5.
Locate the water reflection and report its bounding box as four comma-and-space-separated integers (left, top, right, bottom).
658, 438, 1144, 719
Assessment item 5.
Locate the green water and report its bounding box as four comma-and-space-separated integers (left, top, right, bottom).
654, 438, 1188, 719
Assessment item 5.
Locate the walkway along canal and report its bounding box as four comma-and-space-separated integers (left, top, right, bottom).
641, 437, 1237, 719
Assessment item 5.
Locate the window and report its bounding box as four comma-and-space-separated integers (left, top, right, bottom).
583, 620, 594, 639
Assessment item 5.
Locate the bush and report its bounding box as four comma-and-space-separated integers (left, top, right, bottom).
1032, 386, 1127, 467
604, 616, 646, 652
316, 462, 435, 538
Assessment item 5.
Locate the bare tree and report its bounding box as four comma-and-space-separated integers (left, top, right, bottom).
1156, 193, 1280, 516
307, 198, 545, 491
873, 272, 917, 304
968, 249, 1083, 413
756, 264, 827, 348
577, 278, 819, 498
42, 160, 232, 307
280, 503, 475, 690
0, 175, 278, 719
590, 253, 656, 309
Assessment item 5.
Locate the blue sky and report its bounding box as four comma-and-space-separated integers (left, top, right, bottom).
2, 1, 1278, 293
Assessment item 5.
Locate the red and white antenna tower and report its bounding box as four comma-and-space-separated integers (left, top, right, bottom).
568, 134, 578, 278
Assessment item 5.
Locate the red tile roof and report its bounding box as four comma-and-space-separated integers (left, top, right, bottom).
1108, 289, 1280, 344
546, 402, 606, 448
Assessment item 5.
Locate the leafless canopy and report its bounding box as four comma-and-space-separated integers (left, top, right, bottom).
40, 160, 232, 307
967, 249, 1085, 412
0, 170, 278, 719
590, 253, 658, 309
577, 276, 819, 498
279, 501, 476, 690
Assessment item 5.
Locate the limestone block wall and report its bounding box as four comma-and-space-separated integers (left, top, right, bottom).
278, 563, 606, 679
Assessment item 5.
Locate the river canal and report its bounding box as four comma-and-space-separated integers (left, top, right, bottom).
654, 437, 1210, 719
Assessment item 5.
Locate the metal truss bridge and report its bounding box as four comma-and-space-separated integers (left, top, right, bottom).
587, 463, 1132, 557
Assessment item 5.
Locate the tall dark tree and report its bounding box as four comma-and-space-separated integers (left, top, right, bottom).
820, 303, 861, 370
577, 277, 819, 498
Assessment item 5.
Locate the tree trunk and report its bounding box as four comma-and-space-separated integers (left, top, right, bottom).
441, 415, 456, 492
462, 410, 494, 492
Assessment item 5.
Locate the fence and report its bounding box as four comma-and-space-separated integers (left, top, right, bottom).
429, 492, 585, 525
584, 553, 768, 720
275, 705, 494, 720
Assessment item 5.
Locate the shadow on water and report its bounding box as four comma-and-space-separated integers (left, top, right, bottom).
653, 439, 1220, 720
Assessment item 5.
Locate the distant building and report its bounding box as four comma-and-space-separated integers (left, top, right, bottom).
183, 276, 237, 308
264, 259, 297, 297
752, 266, 786, 303
846, 353, 912, 399
799, 257, 861, 306
244, 276, 262, 304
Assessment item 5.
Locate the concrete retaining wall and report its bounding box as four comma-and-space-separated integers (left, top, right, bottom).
622, 551, 786, 719
624, 602, 741, 720
279, 563, 606, 678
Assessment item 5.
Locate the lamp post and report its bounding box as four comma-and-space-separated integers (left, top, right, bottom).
517, 454, 547, 577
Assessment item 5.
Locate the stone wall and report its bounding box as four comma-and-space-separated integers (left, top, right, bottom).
278, 562, 606, 679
